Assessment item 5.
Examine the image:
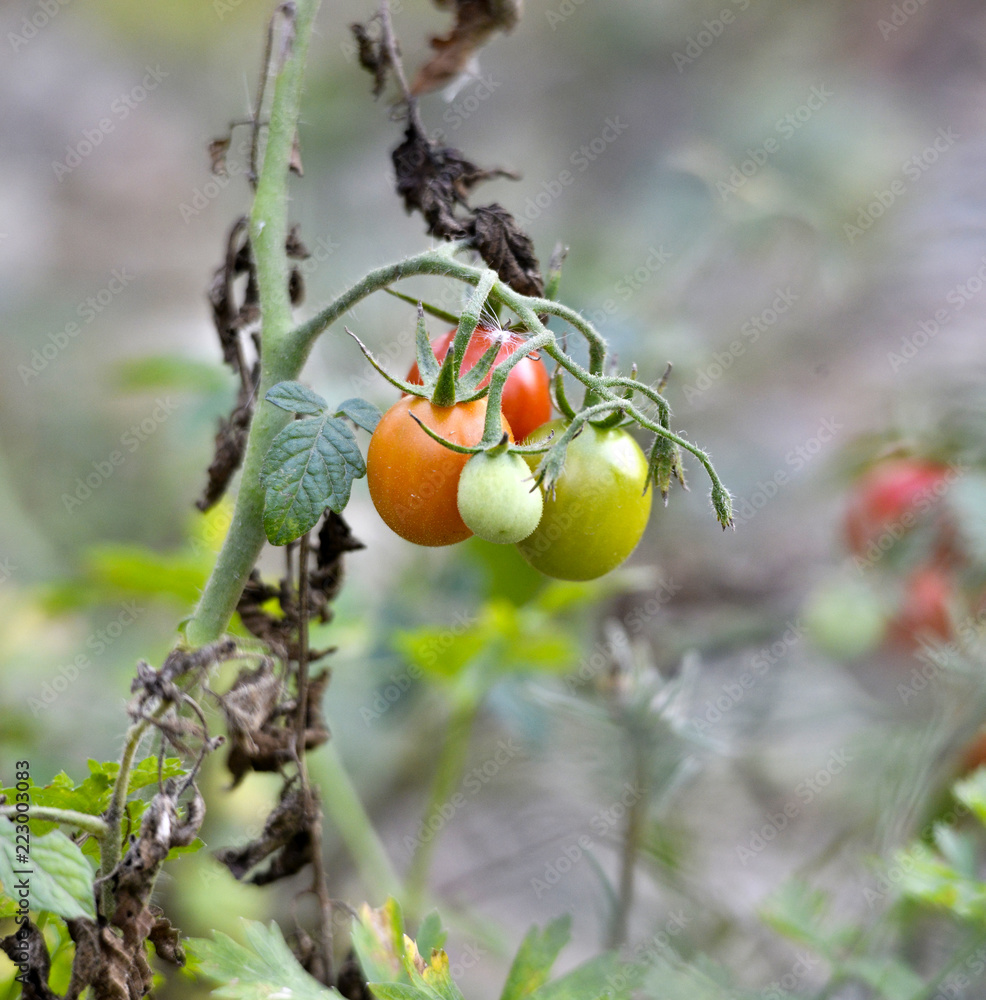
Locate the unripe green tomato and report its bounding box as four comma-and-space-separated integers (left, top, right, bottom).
803, 577, 886, 660
457, 450, 543, 544
516, 420, 652, 581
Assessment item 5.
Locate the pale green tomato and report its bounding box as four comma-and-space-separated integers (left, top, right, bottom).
457, 450, 543, 544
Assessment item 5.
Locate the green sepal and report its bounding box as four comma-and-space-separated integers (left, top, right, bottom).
347, 328, 429, 398
384, 286, 460, 327
710, 480, 734, 530
413, 305, 441, 384
431, 342, 460, 408
543, 243, 567, 301
408, 414, 484, 456
455, 338, 502, 396
648, 433, 685, 503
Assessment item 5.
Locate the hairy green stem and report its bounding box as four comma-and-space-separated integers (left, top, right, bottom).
0, 807, 109, 839
99, 718, 149, 912
185, 0, 321, 648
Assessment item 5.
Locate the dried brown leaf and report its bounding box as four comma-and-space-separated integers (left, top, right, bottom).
0, 922, 57, 1000
411, 0, 522, 96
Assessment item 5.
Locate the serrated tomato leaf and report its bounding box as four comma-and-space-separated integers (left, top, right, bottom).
188, 920, 338, 999
335, 397, 382, 434
262, 415, 366, 545
0, 816, 96, 920
265, 381, 328, 416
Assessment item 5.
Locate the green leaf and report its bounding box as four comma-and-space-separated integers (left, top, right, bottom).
0, 816, 96, 920
262, 415, 365, 545
500, 917, 571, 1000
114, 354, 232, 395
335, 397, 382, 434
351, 898, 410, 985
42, 543, 210, 612
954, 769, 986, 828
393, 600, 579, 685
188, 920, 340, 1000
533, 954, 636, 1000
415, 911, 448, 959
265, 381, 328, 416
367, 985, 434, 1000
897, 848, 986, 921
760, 880, 849, 957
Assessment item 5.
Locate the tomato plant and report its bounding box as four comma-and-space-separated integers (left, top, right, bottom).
845, 458, 952, 557
406, 325, 552, 442
457, 448, 543, 544
516, 419, 652, 581
366, 396, 509, 547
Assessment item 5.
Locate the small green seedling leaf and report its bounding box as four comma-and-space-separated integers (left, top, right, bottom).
262, 415, 365, 545
265, 381, 328, 416
415, 911, 448, 959
188, 920, 339, 999
0, 816, 96, 920
499, 916, 571, 1000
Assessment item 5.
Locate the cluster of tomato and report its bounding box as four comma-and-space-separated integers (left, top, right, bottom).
364, 326, 653, 581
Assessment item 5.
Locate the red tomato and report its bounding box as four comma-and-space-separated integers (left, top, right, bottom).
960, 729, 986, 775
888, 565, 954, 649
844, 459, 952, 557
407, 326, 552, 442
366, 396, 510, 547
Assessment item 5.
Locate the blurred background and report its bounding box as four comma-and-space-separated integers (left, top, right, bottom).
5, 0, 986, 996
